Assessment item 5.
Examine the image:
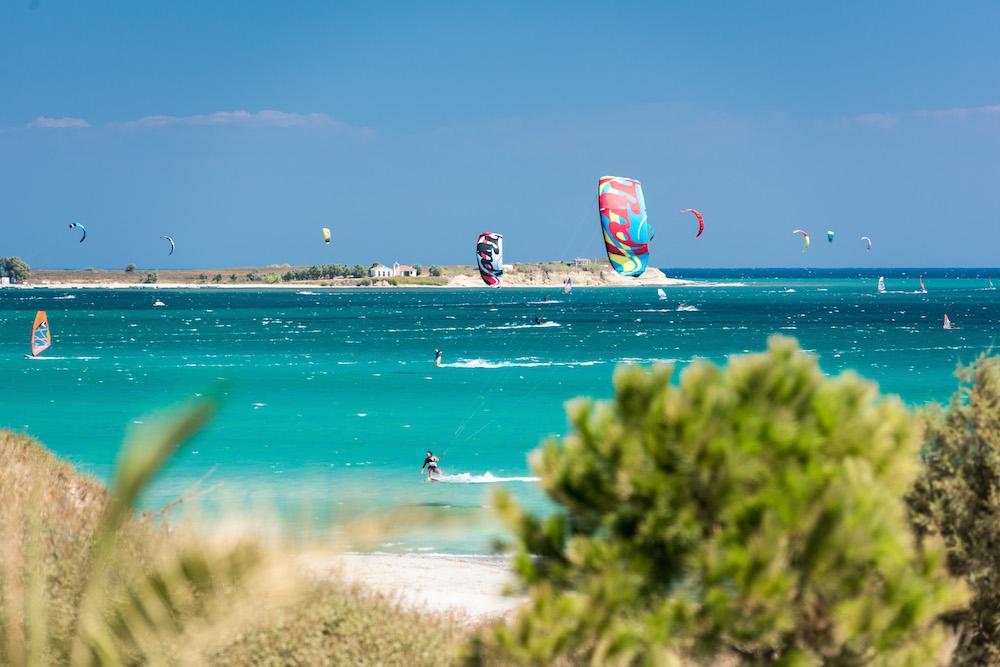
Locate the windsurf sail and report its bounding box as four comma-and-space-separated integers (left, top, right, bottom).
30, 311, 51, 356
475, 232, 504, 287
322, 227, 332, 244
599, 176, 652, 276
920, 276, 927, 293
943, 314, 955, 330
563, 276, 573, 294
877, 276, 886, 294
657, 288, 667, 300
989, 278, 995, 290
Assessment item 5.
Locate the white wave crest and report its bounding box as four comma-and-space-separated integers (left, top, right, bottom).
441, 358, 602, 369
25, 355, 99, 361
676, 304, 699, 311
491, 321, 561, 330
432, 472, 539, 484
53, 295, 77, 300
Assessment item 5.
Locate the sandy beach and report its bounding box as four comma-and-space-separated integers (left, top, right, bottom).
304, 553, 523, 622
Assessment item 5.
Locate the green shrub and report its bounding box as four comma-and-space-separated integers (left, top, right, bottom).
429, 265, 443, 277
908, 355, 1000, 665
468, 336, 966, 665
140, 272, 158, 284
124, 264, 136, 274
0, 256, 31, 282
263, 273, 280, 284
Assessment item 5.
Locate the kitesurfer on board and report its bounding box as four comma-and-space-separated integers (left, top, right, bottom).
421, 451, 442, 479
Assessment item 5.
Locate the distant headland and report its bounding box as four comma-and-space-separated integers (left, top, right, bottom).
1, 259, 692, 289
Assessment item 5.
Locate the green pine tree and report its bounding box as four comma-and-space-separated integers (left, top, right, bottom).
908, 354, 1000, 665
467, 336, 966, 665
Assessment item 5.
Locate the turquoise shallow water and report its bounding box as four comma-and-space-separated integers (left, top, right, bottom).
2, 271, 998, 552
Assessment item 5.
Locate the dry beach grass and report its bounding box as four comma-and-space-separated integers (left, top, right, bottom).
0, 411, 474, 665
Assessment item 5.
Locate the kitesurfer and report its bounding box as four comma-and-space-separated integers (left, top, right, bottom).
421, 451, 442, 478
434, 349, 442, 367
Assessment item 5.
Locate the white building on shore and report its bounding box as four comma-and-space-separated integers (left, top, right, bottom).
369, 262, 417, 278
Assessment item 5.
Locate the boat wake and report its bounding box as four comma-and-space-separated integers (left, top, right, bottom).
432, 472, 539, 484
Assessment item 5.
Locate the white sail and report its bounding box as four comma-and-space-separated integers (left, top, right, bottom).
657, 288, 667, 300
877, 276, 886, 294
943, 314, 954, 330
919, 276, 927, 294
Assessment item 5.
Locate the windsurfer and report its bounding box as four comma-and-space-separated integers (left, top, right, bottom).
434, 349, 442, 367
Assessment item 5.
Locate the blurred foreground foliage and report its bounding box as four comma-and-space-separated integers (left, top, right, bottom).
0, 397, 461, 666
908, 355, 1000, 666
468, 336, 967, 665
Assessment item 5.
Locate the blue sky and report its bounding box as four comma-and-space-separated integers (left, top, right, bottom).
2, 1, 999, 269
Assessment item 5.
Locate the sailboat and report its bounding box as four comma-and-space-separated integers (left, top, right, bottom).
988, 278, 996, 291
919, 276, 927, 294
563, 277, 572, 295
657, 288, 667, 301
877, 276, 886, 294
27, 311, 51, 359
943, 314, 956, 330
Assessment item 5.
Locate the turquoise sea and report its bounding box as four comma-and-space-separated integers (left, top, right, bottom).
2, 269, 998, 553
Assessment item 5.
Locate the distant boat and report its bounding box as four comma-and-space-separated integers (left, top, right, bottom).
563, 277, 572, 294
919, 276, 927, 294
943, 314, 957, 330
657, 288, 667, 301
28, 311, 51, 358
153, 299, 166, 307
877, 276, 886, 294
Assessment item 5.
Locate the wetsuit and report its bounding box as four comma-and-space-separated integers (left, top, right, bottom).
422, 455, 440, 475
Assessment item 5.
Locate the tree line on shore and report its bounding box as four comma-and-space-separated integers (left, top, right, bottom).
0, 257, 449, 285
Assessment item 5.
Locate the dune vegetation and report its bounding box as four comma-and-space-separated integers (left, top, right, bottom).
0, 399, 463, 666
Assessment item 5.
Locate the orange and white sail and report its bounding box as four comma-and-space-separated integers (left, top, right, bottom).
919, 276, 927, 293
943, 314, 954, 330
31, 311, 51, 356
